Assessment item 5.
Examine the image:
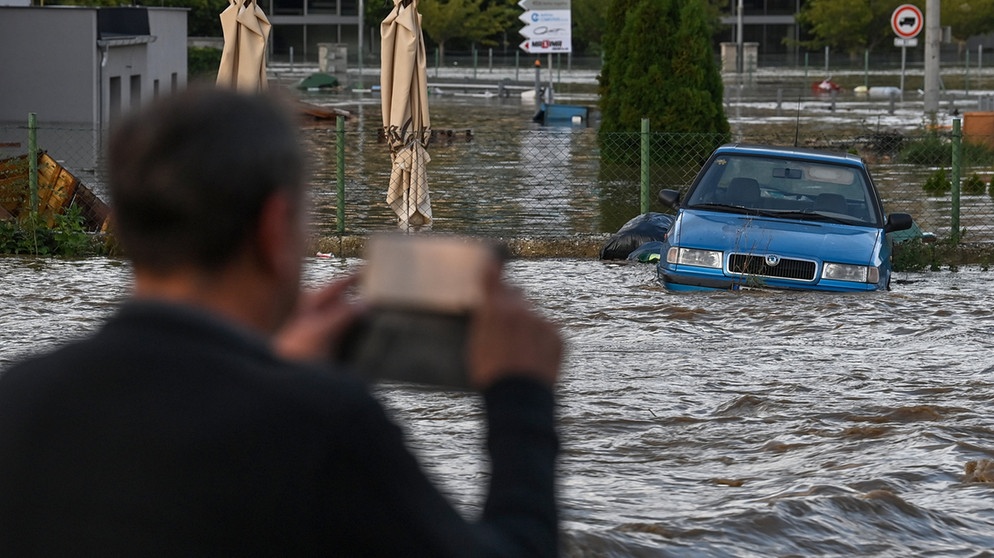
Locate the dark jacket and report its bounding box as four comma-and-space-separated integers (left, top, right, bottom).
0, 301, 558, 557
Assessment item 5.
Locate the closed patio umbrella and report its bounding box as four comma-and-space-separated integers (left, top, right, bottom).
381, 0, 432, 227
217, 0, 271, 92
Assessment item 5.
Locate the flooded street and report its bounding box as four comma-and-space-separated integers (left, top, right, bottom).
3, 256, 993, 556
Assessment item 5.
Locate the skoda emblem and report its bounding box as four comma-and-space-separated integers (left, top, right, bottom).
764, 254, 781, 267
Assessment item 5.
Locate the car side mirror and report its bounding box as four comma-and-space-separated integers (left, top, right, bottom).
884, 212, 913, 233
658, 189, 681, 209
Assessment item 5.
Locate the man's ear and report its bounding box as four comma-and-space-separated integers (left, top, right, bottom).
253, 191, 300, 281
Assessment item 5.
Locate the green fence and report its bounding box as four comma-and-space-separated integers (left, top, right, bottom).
3, 116, 994, 243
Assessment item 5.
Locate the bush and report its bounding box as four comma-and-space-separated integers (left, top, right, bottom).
962, 173, 987, 195
0, 206, 107, 257
900, 134, 949, 166
922, 168, 951, 195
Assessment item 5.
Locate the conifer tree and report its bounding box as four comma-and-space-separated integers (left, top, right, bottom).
598, 0, 728, 137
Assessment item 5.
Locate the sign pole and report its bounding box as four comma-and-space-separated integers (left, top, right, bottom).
900, 45, 906, 96
891, 4, 924, 98
548, 52, 553, 102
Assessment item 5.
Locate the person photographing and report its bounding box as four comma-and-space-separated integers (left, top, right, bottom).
0, 87, 563, 557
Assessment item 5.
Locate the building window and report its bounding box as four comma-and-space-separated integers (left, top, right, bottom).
109, 76, 122, 124
154, 79, 160, 98
171, 73, 178, 92
273, 0, 304, 16
130, 75, 142, 110
307, 0, 337, 15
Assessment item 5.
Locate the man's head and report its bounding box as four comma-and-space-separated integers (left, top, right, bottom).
107, 87, 306, 274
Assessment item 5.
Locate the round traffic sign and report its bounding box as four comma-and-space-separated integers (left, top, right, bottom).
892, 4, 923, 39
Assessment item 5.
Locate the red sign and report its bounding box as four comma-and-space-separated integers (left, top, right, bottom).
891, 4, 923, 39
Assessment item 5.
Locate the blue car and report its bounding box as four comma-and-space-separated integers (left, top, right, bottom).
656, 144, 914, 292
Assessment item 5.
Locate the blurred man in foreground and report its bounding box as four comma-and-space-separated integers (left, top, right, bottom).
0, 87, 562, 556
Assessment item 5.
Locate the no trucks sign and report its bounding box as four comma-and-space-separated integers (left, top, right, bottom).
891, 4, 923, 39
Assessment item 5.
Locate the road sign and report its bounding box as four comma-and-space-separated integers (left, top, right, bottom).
891, 4, 923, 39
519, 22, 571, 41
518, 0, 569, 10
519, 6, 571, 53
519, 10, 571, 26
894, 38, 918, 47
519, 38, 570, 54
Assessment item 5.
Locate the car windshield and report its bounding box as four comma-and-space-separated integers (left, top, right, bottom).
685, 153, 880, 226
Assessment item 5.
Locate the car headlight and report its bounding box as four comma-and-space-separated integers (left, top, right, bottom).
666, 247, 723, 269
821, 262, 879, 284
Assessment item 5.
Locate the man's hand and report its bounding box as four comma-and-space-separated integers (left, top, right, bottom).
274, 275, 366, 362
467, 264, 562, 390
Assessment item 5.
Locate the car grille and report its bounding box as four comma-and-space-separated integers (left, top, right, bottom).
727, 253, 817, 281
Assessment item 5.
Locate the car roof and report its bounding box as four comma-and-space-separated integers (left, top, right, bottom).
713, 143, 865, 165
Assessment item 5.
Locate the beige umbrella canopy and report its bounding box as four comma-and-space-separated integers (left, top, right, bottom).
381, 0, 432, 227
217, 0, 271, 92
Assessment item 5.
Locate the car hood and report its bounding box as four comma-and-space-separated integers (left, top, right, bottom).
675, 210, 884, 265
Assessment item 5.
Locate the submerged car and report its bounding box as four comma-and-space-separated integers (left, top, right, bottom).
656, 144, 913, 292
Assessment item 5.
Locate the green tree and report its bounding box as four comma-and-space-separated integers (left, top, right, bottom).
943, 0, 994, 44
571, 0, 610, 55
599, 0, 728, 136
419, 0, 513, 63
797, 0, 994, 59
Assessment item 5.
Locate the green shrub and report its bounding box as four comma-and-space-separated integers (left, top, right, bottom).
0, 205, 106, 257
900, 134, 949, 166
892, 238, 937, 272
922, 168, 951, 195
962, 173, 987, 195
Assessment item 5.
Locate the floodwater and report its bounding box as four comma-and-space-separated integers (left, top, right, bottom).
3, 255, 994, 556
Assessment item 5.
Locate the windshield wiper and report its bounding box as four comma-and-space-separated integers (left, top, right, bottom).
774, 210, 855, 225
692, 202, 769, 216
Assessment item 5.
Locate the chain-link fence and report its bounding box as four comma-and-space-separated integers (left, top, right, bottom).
3, 116, 994, 242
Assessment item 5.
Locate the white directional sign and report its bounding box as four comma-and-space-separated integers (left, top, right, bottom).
519, 0, 571, 54
518, 0, 569, 10
891, 4, 923, 39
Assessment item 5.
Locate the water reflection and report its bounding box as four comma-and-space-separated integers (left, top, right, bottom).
303, 94, 612, 237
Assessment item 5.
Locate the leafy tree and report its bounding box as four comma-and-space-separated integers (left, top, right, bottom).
599, 0, 728, 136
943, 0, 994, 44
419, 0, 514, 63
794, 0, 901, 59
571, 0, 610, 55
797, 0, 994, 59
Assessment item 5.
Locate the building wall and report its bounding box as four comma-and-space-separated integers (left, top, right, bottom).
0, 6, 187, 127
0, 7, 100, 124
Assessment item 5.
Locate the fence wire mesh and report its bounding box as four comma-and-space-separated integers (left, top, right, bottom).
3, 120, 994, 243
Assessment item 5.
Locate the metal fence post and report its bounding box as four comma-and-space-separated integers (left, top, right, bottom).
336, 116, 346, 235
951, 118, 962, 243
640, 118, 650, 214
28, 112, 38, 219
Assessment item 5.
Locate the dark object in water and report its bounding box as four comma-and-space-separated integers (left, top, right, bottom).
599, 212, 673, 260
626, 241, 664, 263
297, 73, 339, 90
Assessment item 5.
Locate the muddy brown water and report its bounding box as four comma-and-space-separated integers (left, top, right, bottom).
2, 255, 993, 556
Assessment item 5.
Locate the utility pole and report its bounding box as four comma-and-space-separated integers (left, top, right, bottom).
923, 0, 941, 118
736, 0, 743, 74
358, 0, 364, 87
